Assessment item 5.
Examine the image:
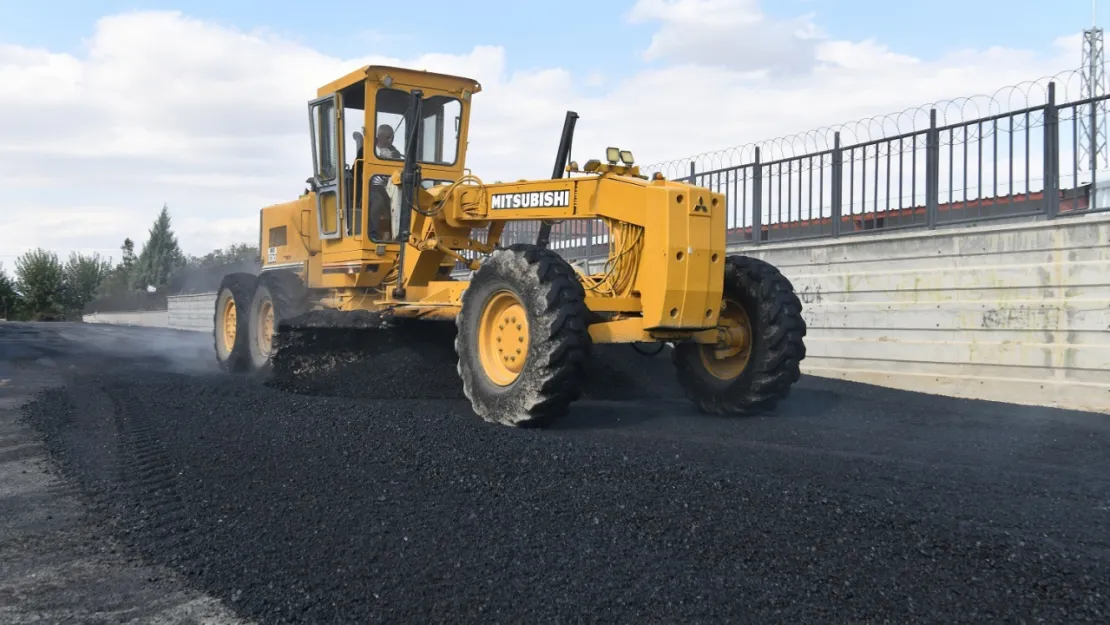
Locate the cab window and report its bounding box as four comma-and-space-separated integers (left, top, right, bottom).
374, 88, 462, 166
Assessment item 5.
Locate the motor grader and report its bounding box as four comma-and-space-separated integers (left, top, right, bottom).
213, 64, 807, 427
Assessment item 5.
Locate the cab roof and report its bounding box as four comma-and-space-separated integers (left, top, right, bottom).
317, 64, 483, 99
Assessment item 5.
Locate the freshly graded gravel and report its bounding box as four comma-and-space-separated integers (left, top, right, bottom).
22, 328, 1110, 625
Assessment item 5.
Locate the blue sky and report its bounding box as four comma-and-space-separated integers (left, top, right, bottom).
0, 0, 1095, 79
0, 0, 1098, 263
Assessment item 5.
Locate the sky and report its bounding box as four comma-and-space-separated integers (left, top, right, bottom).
0, 0, 1099, 267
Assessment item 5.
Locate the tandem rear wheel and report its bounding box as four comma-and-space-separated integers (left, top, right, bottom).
213, 270, 308, 375
214, 272, 256, 373
455, 244, 592, 428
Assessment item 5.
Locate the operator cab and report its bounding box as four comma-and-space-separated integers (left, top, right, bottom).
305, 65, 481, 248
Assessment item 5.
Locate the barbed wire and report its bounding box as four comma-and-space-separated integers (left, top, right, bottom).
643, 62, 1105, 178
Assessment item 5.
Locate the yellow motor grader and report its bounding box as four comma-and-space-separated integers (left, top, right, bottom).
213, 64, 807, 427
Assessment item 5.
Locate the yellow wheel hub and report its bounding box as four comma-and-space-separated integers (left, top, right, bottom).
221, 297, 237, 352
257, 298, 274, 356
699, 297, 753, 381
477, 290, 529, 386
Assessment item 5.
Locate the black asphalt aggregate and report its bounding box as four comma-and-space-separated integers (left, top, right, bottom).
10, 322, 1110, 624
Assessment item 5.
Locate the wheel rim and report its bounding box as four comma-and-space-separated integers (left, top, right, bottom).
257, 298, 274, 356
698, 297, 752, 381
477, 289, 529, 386
221, 296, 237, 353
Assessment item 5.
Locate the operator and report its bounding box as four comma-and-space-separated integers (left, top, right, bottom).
375, 124, 402, 160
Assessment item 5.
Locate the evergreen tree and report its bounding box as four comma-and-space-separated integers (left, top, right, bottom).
14, 248, 64, 318
120, 237, 137, 271
96, 239, 138, 298
131, 204, 185, 291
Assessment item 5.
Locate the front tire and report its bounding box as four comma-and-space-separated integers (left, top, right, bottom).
673, 255, 807, 415
455, 244, 591, 427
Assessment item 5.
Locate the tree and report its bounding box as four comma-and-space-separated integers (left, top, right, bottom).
131, 204, 185, 291
96, 238, 139, 298
14, 248, 64, 319
0, 263, 20, 320
185, 242, 260, 270
61, 252, 112, 313
120, 237, 136, 272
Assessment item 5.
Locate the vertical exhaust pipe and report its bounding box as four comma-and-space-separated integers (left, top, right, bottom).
536, 110, 578, 249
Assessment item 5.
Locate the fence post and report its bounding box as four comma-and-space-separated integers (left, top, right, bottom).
831, 132, 842, 238
1044, 81, 1060, 219
587, 219, 595, 260
926, 108, 939, 229
752, 147, 763, 243
689, 161, 696, 184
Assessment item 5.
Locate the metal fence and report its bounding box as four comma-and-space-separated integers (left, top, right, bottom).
668, 82, 1108, 245
454, 67, 1110, 270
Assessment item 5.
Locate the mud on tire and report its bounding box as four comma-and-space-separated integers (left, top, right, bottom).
672, 254, 807, 415
455, 243, 591, 427
213, 272, 257, 373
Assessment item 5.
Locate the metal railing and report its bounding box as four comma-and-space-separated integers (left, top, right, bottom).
665, 83, 1109, 245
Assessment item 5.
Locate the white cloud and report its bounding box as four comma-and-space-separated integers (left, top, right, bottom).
626, 0, 822, 74
0, 7, 1084, 264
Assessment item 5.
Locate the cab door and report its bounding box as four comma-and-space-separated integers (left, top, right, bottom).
308, 94, 344, 243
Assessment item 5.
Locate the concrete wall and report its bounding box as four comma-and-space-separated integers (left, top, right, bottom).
83, 310, 171, 328
84, 295, 212, 333
731, 212, 1110, 414
167, 293, 217, 332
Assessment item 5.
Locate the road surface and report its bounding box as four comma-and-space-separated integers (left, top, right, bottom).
2, 321, 1108, 624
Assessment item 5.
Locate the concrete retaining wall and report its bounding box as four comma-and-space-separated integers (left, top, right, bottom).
167, 293, 218, 332
83, 310, 171, 328
84, 295, 212, 333
731, 212, 1110, 414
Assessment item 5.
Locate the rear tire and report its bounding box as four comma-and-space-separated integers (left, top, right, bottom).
213, 273, 257, 373
247, 270, 310, 374
673, 255, 806, 415
455, 244, 591, 427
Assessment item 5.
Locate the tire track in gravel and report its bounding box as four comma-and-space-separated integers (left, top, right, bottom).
4, 356, 248, 623
116, 394, 200, 560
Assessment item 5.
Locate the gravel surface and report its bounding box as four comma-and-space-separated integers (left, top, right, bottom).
13, 322, 1110, 624
0, 322, 247, 625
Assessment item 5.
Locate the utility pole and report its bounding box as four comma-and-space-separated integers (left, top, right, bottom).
1080, 0, 1106, 174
